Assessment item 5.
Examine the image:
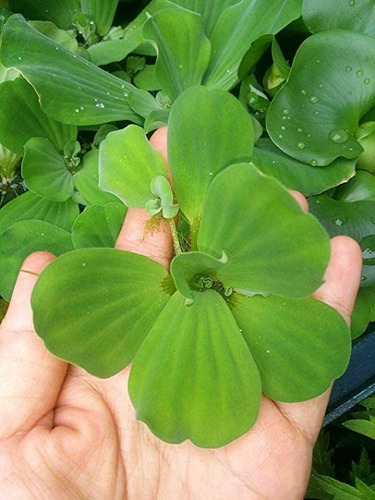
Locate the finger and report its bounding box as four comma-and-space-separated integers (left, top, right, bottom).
115, 126, 174, 270
0, 252, 68, 438
289, 189, 309, 212
276, 235, 362, 444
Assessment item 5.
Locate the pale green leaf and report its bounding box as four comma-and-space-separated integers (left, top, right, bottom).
81, 0, 119, 36
8, 0, 80, 30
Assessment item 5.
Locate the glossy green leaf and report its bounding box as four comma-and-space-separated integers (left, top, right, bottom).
127, 88, 162, 119
267, 31, 375, 166
238, 34, 273, 81
0, 220, 73, 301
356, 121, 375, 172
81, 0, 119, 36
22, 137, 74, 202
73, 149, 119, 206
309, 195, 375, 242
134, 65, 161, 91
143, 7, 211, 101
351, 287, 374, 340
303, 0, 375, 37
32, 249, 172, 378
72, 203, 127, 249
30, 21, 80, 53
314, 475, 369, 500
203, 0, 303, 90
0, 191, 79, 233
99, 125, 167, 207
233, 294, 350, 401
171, 251, 228, 301
252, 139, 356, 196
334, 171, 375, 202
342, 418, 375, 440
168, 86, 254, 240
198, 164, 330, 299
8, 0, 80, 30
129, 290, 261, 448
1, 15, 141, 125
0, 78, 77, 156
359, 235, 375, 287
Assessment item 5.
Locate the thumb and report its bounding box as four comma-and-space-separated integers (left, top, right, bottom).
114, 127, 174, 270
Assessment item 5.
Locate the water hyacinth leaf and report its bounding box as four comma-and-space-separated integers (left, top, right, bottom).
232, 294, 350, 401
8, 0, 80, 30
303, 0, 375, 37
252, 139, 355, 196
333, 171, 375, 202
359, 235, 375, 287
267, 31, 375, 166
309, 195, 375, 242
198, 164, 330, 299
170, 251, 228, 300
134, 64, 161, 91
203, 0, 303, 90
0, 78, 77, 156
81, 0, 119, 36
1, 15, 140, 126
0, 191, 79, 233
74, 149, 119, 206
238, 34, 273, 81
99, 125, 167, 207
32, 249, 172, 378
129, 290, 261, 448
0, 220, 73, 301
22, 137, 74, 202
351, 287, 374, 340
168, 87, 254, 239
143, 7, 211, 101
72, 203, 127, 249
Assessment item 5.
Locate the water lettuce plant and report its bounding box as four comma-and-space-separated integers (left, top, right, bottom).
0, 0, 373, 447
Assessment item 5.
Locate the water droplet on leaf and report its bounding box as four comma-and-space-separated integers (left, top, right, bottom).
356, 70, 364, 77
297, 142, 305, 149
329, 129, 349, 144
311, 159, 318, 166
345, 66, 352, 73
310, 96, 319, 104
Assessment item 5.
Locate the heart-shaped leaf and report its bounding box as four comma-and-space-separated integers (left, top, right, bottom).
0, 220, 73, 301
232, 294, 350, 401
32, 249, 172, 378
99, 125, 167, 207
198, 163, 330, 298
252, 139, 355, 196
143, 6, 211, 101
303, 0, 375, 37
0, 77, 77, 156
129, 290, 261, 448
22, 137, 74, 202
267, 31, 375, 166
168, 86, 254, 243
333, 171, 375, 202
8, 0, 80, 30
81, 0, 119, 37
1, 15, 141, 125
0, 191, 79, 233
72, 203, 127, 249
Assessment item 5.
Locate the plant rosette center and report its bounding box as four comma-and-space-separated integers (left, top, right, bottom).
31, 87, 351, 448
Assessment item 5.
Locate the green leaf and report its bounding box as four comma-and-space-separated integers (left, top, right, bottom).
198, 164, 330, 299
303, 0, 375, 37
29, 21, 80, 53
99, 125, 167, 207
314, 474, 368, 499
252, 139, 356, 196
72, 203, 127, 249
129, 290, 261, 448
134, 64, 161, 91
168, 86, 254, 240
351, 287, 373, 340
360, 235, 375, 287
81, 0, 119, 36
8, 0, 80, 30
1, 15, 141, 125
127, 88, 162, 119
22, 137, 74, 202
232, 294, 350, 401
309, 195, 375, 242
0, 191, 79, 233
0, 298, 8, 323
0, 77, 77, 156
267, 31, 375, 166
73, 149, 120, 206
171, 251, 228, 301
0, 220, 73, 301
203, 0, 303, 90
238, 34, 273, 81
31, 249, 172, 378
343, 418, 375, 440
334, 171, 375, 202
143, 7, 211, 101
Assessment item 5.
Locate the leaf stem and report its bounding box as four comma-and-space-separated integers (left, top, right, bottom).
168, 217, 182, 255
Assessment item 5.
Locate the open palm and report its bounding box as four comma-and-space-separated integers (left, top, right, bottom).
0, 129, 362, 499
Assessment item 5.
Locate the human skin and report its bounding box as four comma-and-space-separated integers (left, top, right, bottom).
0, 128, 363, 499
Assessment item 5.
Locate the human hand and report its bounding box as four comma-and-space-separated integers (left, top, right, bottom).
0, 128, 362, 499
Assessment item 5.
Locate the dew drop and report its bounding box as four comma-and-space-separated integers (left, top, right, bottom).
298, 127, 303, 132
80, 106, 84, 110
282, 116, 287, 120
349, 0, 355, 6
345, 66, 352, 73
307, 134, 312, 138
283, 109, 290, 115
266, 349, 271, 354
18, 56, 22, 61
318, 84, 323, 89
278, 134, 283, 139
75, 108, 79, 113
348, 91, 353, 96
82, 262, 87, 267
311, 159, 318, 166
310, 96, 319, 104
301, 89, 307, 95
314, 110, 320, 115
316, 59, 321, 63
334, 218, 343, 226
361, 275, 367, 281
328, 129, 349, 144
297, 142, 305, 149
281, 125, 286, 131
356, 69, 363, 77
364, 78, 370, 84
